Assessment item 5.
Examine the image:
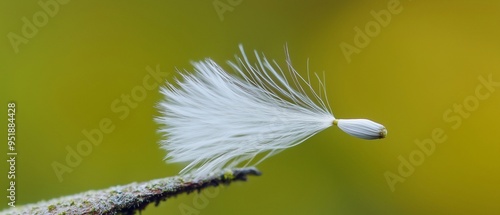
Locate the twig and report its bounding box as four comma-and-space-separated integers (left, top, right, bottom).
0, 168, 261, 215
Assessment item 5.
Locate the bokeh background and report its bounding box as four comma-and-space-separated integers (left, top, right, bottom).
1, 0, 500, 214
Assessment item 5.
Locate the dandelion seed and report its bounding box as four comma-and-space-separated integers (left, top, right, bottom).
156, 45, 387, 178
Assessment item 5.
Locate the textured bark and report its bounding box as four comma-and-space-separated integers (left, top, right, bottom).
0, 168, 261, 215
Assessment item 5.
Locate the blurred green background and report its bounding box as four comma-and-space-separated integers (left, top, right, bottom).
1, 0, 499, 214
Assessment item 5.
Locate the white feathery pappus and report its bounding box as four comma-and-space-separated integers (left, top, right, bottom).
156, 45, 387, 178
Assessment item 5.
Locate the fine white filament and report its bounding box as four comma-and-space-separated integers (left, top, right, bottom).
156, 45, 386, 178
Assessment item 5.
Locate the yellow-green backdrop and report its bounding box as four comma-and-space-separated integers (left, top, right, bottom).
1, 0, 499, 214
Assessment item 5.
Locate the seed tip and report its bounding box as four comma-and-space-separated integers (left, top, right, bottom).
379, 128, 387, 139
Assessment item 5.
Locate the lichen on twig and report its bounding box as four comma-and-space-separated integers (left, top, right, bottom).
0, 168, 261, 215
